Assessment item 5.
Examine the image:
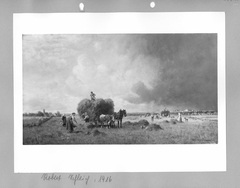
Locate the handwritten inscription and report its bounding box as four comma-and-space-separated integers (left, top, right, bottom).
97, 175, 112, 183
41, 173, 62, 181
68, 174, 90, 185
41, 173, 113, 185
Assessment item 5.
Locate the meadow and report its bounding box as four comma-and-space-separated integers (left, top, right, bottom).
23, 114, 218, 145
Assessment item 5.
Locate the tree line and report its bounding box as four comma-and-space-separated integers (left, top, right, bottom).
23, 111, 62, 117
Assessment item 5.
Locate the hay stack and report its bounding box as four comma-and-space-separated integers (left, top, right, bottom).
92, 129, 107, 137
138, 119, 149, 126
145, 124, 163, 131
123, 121, 133, 126
170, 119, 178, 124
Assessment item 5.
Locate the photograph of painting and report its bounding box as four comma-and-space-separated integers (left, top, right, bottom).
14, 13, 225, 172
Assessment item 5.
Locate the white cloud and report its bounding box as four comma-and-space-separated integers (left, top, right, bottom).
67, 46, 160, 112
23, 34, 162, 113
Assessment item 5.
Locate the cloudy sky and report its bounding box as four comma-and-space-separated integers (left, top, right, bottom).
23, 34, 217, 113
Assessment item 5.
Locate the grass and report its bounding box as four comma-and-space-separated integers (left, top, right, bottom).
23, 115, 218, 145
23, 116, 53, 127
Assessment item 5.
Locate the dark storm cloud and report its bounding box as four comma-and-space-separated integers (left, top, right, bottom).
125, 34, 217, 110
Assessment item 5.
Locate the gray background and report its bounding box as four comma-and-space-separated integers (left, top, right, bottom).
1, 0, 239, 187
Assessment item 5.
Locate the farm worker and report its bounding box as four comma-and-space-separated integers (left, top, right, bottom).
177, 113, 183, 122
66, 112, 77, 133
61, 114, 66, 127
90, 91, 96, 101
151, 113, 154, 122
84, 112, 89, 122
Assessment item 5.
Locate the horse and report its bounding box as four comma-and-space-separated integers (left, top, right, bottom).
99, 114, 114, 128
114, 109, 127, 128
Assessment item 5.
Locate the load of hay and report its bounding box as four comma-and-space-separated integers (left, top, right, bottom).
145, 123, 163, 131
77, 98, 114, 123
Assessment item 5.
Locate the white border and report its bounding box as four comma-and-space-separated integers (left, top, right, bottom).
14, 13, 226, 172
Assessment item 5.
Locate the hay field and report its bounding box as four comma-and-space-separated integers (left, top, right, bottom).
23, 114, 217, 145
